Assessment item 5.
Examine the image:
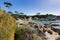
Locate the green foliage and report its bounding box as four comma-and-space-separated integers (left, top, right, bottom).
15, 27, 27, 40
11, 14, 28, 19
4, 2, 12, 13
32, 14, 55, 18
4, 2, 12, 8
11, 13, 55, 20
15, 26, 47, 40
15, 26, 37, 40
0, 8, 16, 40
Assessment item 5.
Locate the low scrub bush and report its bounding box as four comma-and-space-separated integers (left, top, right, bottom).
0, 8, 16, 40
15, 26, 47, 40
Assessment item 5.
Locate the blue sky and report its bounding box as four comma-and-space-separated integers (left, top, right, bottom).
0, 0, 60, 15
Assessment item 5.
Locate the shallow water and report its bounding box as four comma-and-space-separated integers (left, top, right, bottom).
39, 20, 60, 25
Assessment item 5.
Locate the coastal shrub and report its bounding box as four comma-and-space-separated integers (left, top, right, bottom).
15, 27, 27, 40
0, 8, 16, 40
15, 26, 36, 40
15, 26, 47, 40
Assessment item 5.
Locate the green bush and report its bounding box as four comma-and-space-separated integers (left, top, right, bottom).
0, 8, 16, 40
15, 27, 27, 40
15, 27, 34, 40
15, 26, 47, 40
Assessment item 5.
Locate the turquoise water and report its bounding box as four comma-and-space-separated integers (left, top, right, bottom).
32, 20, 60, 25
38, 20, 60, 25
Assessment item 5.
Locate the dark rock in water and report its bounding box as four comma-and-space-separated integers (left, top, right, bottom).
34, 25, 38, 28
43, 30, 47, 33
56, 37, 60, 40
36, 29, 47, 40
51, 27, 60, 35
37, 29, 46, 37
47, 30, 52, 35
58, 32, 60, 35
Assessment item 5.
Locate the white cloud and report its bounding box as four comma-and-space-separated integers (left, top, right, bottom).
47, 0, 60, 4
48, 12, 60, 16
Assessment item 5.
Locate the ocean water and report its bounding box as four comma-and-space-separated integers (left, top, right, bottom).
39, 20, 60, 25
32, 20, 60, 26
